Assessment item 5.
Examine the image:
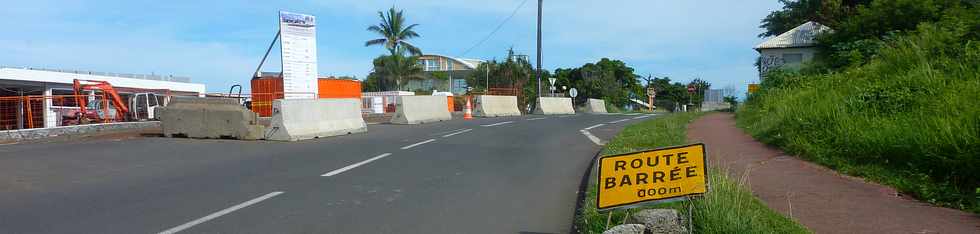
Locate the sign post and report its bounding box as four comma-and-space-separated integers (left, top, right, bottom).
548, 78, 557, 97
646, 87, 656, 112
596, 143, 708, 210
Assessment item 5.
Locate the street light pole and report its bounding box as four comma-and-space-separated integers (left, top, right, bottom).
536, 0, 542, 98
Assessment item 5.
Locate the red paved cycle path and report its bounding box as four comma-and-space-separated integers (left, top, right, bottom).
687, 113, 978, 234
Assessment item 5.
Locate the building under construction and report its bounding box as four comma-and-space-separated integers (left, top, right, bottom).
0, 66, 206, 130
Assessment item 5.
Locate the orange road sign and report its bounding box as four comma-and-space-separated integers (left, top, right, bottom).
596, 143, 708, 210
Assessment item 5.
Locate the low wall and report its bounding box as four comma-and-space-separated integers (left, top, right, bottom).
474, 95, 522, 117
0, 122, 159, 141
159, 97, 265, 140
265, 98, 367, 141
533, 97, 576, 115
391, 96, 452, 124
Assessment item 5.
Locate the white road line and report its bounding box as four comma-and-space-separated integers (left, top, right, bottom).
584, 123, 605, 130
442, 129, 473, 138
626, 113, 643, 116
527, 117, 547, 121
580, 130, 604, 146
608, 118, 632, 124
158, 191, 284, 234
632, 116, 651, 120
434, 128, 468, 136
557, 115, 575, 118
480, 121, 514, 127
320, 153, 393, 177
401, 139, 436, 149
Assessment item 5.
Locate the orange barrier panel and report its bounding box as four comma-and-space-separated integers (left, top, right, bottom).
318, 79, 361, 99
446, 96, 455, 113
250, 77, 284, 117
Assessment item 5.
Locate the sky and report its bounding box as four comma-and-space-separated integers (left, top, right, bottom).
0, 0, 782, 94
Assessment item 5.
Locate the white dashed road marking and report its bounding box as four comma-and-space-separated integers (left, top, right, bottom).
442, 129, 473, 138
527, 117, 547, 121
159, 191, 284, 234
481, 121, 514, 127
401, 139, 436, 149
608, 118, 631, 124
584, 124, 605, 130
321, 153, 394, 177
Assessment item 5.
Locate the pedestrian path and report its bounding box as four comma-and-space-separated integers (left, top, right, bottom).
687, 113, 979, 234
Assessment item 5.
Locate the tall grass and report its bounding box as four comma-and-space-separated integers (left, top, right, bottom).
576, 112, 809, 233
738, 23, 980, 213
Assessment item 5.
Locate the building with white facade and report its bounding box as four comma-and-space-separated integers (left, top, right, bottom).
405, 54, 485, 94
0, 66, 206, 130
755, 21, 832, 78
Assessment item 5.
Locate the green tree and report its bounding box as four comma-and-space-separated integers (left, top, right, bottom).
464, 48, 539, 112
688, 78, 712, 109
647, 76, 689, 112
372, 48, 424, 91
759, 0, 869, 37
365, 7, 422, 56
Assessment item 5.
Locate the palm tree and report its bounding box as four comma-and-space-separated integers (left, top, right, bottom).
365, 7, 422, 56
375, 48, 424, 90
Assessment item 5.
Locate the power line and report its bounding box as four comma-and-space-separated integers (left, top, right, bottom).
460, 0, 530, 57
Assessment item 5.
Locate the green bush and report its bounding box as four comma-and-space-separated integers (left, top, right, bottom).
739, 23, 980, 213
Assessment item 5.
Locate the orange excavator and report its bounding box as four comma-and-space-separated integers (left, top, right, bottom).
66, 79, 129, 124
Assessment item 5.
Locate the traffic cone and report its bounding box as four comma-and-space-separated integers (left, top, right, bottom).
464, 96, 474, 120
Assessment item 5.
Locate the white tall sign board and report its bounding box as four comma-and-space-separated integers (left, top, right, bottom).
279, 11, 318, 99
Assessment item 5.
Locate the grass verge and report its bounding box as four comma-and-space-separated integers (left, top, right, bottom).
575, 112, 809, 233
737, 23, 980, 213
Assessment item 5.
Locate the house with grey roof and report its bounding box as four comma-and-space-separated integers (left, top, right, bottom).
754, 21, 832, 78
403, 54, 485, 95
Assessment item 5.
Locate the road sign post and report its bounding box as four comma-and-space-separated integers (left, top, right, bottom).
596, 143, 708, 210
548, 78, 557, 97
646, 87, 656, 112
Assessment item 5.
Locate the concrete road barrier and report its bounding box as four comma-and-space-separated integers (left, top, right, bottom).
533, 97, 576, 115
391, 96, 452, 124
265, 99, 367, 141
580, 98, 608, 113
474, 95, 522, 117
159, 97, 265, 140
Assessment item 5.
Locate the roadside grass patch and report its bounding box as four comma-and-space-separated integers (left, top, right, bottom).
737, 23, 980, 213
576, 112, 809, 233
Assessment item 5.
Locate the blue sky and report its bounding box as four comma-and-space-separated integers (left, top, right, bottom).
0, 0, 781, 93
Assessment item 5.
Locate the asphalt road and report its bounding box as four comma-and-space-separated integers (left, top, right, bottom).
0, 113, 656, 234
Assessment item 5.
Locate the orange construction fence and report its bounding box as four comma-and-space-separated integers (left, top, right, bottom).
0, 94, 112, 130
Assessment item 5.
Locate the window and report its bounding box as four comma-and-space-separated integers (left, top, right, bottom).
452, 79, 467, 94
423, 59, 440, 71
782, 53, 803, 65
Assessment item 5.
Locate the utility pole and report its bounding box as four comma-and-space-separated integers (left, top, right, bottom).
536, 0, 543, 98
486, 63, 490, 93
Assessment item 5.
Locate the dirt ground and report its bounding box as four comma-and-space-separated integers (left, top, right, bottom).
0, 127, 163, 145
687, 113, 979, 234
